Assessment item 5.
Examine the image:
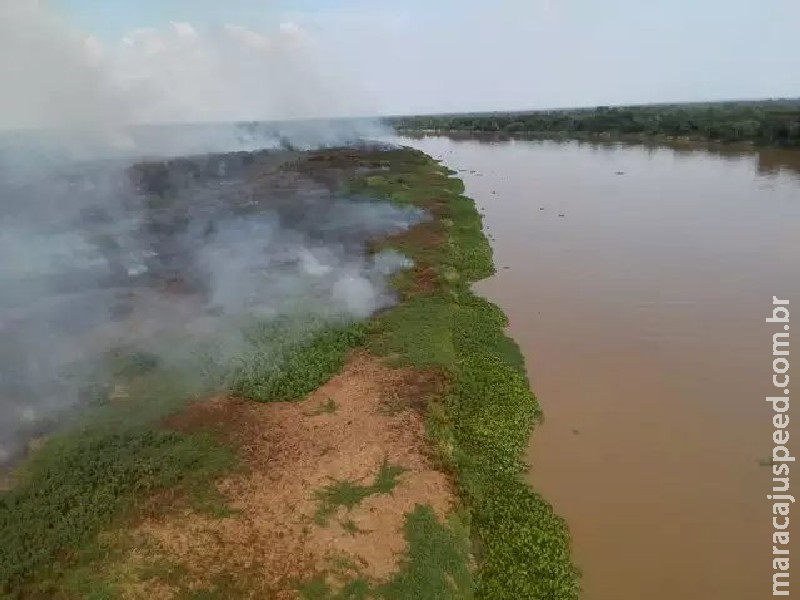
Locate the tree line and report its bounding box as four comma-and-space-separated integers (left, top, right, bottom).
390, 100, 800, 147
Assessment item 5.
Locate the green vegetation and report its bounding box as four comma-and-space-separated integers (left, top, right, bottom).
379, 505, 473, 600
351, 149, 580, 599
314, 459, 406, 526
299, 576, 371, 600
299, 505, 472, 600
0, 312, 364, 597
0, 428, 234, 597
231, 316, 367, 403
1, 146, 578, 598
391, 99, 800, 146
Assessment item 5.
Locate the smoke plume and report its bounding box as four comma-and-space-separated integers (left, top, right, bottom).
0, 1, 408, 464
0, 0, 378, 134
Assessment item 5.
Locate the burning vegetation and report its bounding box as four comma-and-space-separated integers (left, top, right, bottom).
0, 145, 578, 600
0, 144, 421, 466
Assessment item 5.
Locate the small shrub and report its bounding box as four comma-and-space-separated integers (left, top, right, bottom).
314, 459, 405, 525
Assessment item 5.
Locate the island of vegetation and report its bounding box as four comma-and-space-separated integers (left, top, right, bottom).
0, 147, 578, 599
390, 99, 800, 146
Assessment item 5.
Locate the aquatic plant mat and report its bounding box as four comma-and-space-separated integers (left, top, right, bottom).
0, 147, 579, 599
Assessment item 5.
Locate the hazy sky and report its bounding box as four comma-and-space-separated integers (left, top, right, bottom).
26, 0, 800, 117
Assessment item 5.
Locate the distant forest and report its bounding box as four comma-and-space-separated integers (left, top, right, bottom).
390, 100, 800, 147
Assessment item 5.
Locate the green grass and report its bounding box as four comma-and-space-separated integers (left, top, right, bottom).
299, 577, 371, 600
231, 318, 367, 402
0, 428, 234, 597
0, 312, 365, 597
365, 293, 577, 598
298, 504, 472, 600
350, 150, 580, 599
368, 297, 455, 368
379, 505, 473, 600
314, 459, 406, 526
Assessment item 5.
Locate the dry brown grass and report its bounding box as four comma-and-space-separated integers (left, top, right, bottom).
119, 352, 453, 598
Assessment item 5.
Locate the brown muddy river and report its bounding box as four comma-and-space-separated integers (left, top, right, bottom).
402, 136, 800, 599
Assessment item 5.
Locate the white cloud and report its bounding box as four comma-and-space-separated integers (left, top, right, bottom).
278, 21, 300, 35
83, 35, 105, 64
171, 21, 198, 38
283, 0, 800, 115
223, 23, 269, 50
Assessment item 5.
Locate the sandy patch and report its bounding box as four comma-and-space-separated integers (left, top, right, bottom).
126, 352, 452, 598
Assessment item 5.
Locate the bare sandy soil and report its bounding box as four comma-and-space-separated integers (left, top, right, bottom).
120, 352, 453, 598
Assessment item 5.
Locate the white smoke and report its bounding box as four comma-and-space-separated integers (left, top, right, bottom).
0, 0, 377, 137
0, 1, 404, 465
0, 0, 134, 140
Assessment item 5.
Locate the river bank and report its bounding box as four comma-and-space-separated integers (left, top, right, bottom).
391, 100, 800, 147
402, 135, 800, 600
398, 128, 786, 150
0, 146, 577, 599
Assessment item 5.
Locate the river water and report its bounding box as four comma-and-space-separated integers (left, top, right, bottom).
402, 136, 800, 599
